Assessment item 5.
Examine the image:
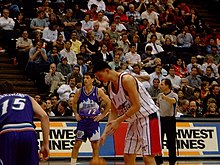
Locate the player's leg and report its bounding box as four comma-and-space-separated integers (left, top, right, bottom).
124, 153, 136, 165
142, 113, 162, 165
90, 141, 99, 158
71, 140, 83, 165
0, 132, 17, 165
88, 121, 100, 158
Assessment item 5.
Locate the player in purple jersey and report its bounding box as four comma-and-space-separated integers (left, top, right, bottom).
0, 81, 50, 165
70, 72, 111, 165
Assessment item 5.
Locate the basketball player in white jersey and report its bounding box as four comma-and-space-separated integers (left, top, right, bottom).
93, 61, 162, 165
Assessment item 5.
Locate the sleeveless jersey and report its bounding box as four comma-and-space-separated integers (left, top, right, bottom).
77, 86, 101, 117
0, 93, 34, 128
109, 72, 159, 123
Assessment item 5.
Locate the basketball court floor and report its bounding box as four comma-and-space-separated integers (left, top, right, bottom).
40, 159, 220, 165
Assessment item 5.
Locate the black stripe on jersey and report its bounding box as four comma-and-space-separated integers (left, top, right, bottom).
128, 132, 135, 153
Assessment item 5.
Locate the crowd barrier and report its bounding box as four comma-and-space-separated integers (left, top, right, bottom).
34, 117, 220, 158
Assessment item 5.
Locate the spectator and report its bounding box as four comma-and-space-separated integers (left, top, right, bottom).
114, 6, 128, 23
96, 44, 113, 62
174, 58, 188, 78
47, 46, 61, 65
186, 66, 202, 89
201, 55, 219, 79
75, 21, 87, 42
26, 41, 48, 80
72, 4, 85, 22
60, 40, 77, 66
14, 12, 28, 37
61, 9, 76, 34
16, 30, 33, 68
114, 15, 127, 34
70, 31, 82, 54
0, 8, 15, 51
204, 102, 219, 118
162, 37, 176, 64
131, 64, 150, 89
145, 35, 164, 57
67, 65, 83, 88
81, 13, 94, 32
206, 38, 220, 54
53, 34, 65, 52
125, 44, 141, 66
150, 64, 165, 85
141, 4, 160, 27
45, 63, 65, 95
34, 94, 42, 104
86, 4, 98, 21
56, 100, 73, 116
166, 66, 181, 90
207, 45, 220, 66
94, 11, 109, 32
57, 76, 77, 101
147, 24, 165, 46
126, 4, 141, 23
77, 45, 92, 64
108, 53, 121, 70
200, 81, 210, 99
178, 99, 190, 116
187, 56, 202, 75
125, 15, 140, 38
100, 32, 114, 52
183, 100, 198, 117
30, 10, 48, 32
88, 0, 106, 12
147, 78, 161, 103
42, 22, 58, 49
57, 56, 73, 77
107, 22, 120, 42
45, 98, 55, 116
75, 56, 88, 76
177, 26, 193, 47
201, 66, 217, 85
92, 21, 104, 42
179, 78, 194, 99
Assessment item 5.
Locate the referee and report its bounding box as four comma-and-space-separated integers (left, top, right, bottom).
155, 78, 178, 165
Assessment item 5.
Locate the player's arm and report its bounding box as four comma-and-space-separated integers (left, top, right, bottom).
30, 97, 50, 160
99, 102, 118, 145
116, 75, 141, 124
94, 88, 111, 121
161, 93, 176, 105
72, 89, 81, 121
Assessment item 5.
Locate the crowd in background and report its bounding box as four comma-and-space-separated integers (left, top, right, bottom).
0, 0, 220, 118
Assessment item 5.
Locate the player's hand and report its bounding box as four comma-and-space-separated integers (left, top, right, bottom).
39, 145, 50, 161
106, 120, 119, 136
94, 114, 105, 122
75, 113, 81, 121
99, 133, 107, 146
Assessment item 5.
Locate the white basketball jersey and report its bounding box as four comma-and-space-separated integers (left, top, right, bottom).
109, 72, 159, 123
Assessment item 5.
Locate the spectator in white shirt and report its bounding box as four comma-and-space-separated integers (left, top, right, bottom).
57, 76, 77, 101
166, 66, 181, 90
81, 14, 93, 32
131, 64, 151, 89
60, 41, 77, 66
42, 22, 58, 51
0, 9, 15, 51
125, 43, 141, 66
88, 0, 106, 12
145, 34, 164, 56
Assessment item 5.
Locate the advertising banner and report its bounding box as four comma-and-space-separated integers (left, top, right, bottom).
35, 121, 220, 158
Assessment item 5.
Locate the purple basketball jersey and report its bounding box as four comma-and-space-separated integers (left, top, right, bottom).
77, 87, 101, 117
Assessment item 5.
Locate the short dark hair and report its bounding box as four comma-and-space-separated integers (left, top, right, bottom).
93, 61, 111, 73
84, 72, 95, 79
0, 81, 14, 94
162, 78, 172, 89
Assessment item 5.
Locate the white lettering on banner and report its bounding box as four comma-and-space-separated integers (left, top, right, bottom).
162, 127, 218, 151
36, 127, 92, 153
